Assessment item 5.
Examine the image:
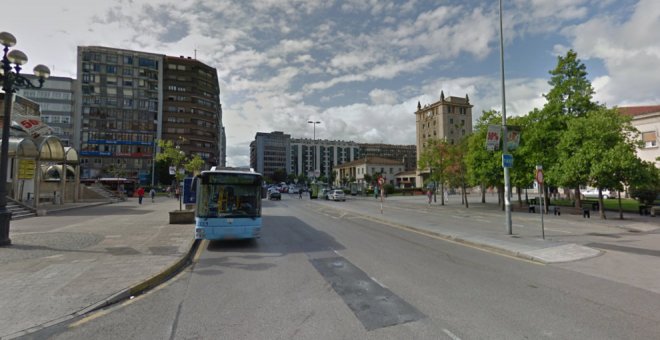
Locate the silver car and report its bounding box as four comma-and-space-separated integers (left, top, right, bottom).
328, 189, 346, 201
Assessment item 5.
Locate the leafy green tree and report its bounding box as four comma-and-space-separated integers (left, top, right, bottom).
544, 49, 599, 118
555, 108, 640, 219
446, 137, 469, 207
272, 168, 287, 183
418, 138, 452, 204
466, 110, 504, 205
155, 139, 204, 210
523, 50, 602, 209
629, 162, 660, 206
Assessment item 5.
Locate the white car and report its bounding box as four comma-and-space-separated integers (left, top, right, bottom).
328, 190, 346, 201
581, 188, 612, 199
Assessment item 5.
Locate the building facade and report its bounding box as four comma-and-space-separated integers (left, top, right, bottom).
250, 131, 291, 180
619, 105, 660, 168
290, 138, 359, 179
358, 143, 416, 171
20, 75, 75, 146
333, 156, 404, 188
75, 46, 163, 181
74, 46, 224, 181
415, 91, 473, 185
163, 56, 223, 167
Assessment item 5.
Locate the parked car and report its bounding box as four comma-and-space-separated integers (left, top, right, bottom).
268, 189, 281, 200
328, 190, 346, 201
581, 188, 612, 199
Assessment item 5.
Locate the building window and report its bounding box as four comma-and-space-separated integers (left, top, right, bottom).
642, 131, 657, 148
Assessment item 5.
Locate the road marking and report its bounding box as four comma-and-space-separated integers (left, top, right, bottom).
44, 254, 64, 259
443, 328, 462, 340
370, 276, 389, 289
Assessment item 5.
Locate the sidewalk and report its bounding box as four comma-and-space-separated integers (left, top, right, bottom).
316, 193, 660, 264
0, 197, 196, 339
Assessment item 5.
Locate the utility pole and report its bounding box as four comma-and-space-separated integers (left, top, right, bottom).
499, 0, 513, 234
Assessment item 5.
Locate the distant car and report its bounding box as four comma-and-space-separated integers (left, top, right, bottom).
581, 188, 612, 199
268, 189, 281, 200
328, 190, 346, 201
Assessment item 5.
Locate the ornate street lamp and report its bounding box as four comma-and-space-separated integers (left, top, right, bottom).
0, 32, 50, 246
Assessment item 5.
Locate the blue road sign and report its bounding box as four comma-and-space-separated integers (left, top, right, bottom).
502, 154, 513, 168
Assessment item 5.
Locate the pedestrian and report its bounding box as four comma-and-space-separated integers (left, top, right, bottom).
427, 189, 432, 205
149, 188, 156, 203
166, 186, 171, 198
137, 187, 145, 205
298, 189, 303, 199
175, 187, 180, 200
444, 189, 449, 202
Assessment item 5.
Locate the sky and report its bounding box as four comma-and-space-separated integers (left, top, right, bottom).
3, 0, 660, 166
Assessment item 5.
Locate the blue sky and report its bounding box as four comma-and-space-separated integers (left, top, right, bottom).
4, 0, 659, 166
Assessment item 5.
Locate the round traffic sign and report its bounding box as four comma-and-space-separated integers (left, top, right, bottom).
536, 170, 544, 184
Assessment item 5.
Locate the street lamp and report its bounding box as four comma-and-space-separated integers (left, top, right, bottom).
307, 120, 320, 178
0, 32, 50, 246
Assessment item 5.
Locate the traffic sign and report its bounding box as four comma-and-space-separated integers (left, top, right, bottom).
502, 154, 513, 168
535, 169, 544, 184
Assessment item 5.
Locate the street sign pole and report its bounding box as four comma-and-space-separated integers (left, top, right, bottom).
536, 165, 545, 239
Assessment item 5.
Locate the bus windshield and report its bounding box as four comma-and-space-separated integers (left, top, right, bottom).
196, 183, 262, 218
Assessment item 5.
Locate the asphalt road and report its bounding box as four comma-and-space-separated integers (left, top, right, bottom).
34, 196, 660, 339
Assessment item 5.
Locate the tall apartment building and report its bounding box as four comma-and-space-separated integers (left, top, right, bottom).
250, 131, 291, 179
75, 46, 162, 181
75, 46, 224, 181
20, 75, 75, 146
358, 143, 416, 171
163, 55, 223, 166
415, 91, 473, 183
290, 138, 359, 178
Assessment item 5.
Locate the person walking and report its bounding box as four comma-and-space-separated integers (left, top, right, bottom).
298, 189, 303, 199
137, 187, 145, 205
149, 188, 156, 203
427, 189, 432, 205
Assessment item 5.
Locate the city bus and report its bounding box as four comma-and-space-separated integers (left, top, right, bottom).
193, 167, 263, 240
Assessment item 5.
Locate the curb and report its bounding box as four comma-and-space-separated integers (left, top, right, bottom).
3, 237, 200, 340
314, 201, 554, 264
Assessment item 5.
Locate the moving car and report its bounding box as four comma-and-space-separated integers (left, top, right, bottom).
268, 188, 281, 200
328, 189, 346, 201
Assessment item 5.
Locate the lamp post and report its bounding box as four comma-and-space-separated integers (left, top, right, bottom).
0, 32, 50, 246
307, 120, 320, 178
498, 0, 513, 234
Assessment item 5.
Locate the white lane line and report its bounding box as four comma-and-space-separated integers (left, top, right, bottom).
370, 276, 389, 289
443, 328, 462, 340
546, 228, 573, 234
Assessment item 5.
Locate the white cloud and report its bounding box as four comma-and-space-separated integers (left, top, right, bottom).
567, 0, 660, 106
369, 89, 399, 105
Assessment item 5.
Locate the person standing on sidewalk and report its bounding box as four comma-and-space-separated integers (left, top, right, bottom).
137, 187, 145, 204
149, 188, 156, 203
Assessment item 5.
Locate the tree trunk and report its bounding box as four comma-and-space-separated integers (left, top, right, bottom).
481, 184, 486, 203
517, 187, 523, 207
463, 182, 469, 208
574, 187, 581, 208
599, 189, 607, 219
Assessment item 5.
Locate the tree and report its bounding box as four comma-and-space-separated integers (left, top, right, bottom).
155, 139, 204, 210
524, 50, 602, 209
544, 49, 599, 118
418, 138, 452, 205
555, 108, 641, 219
272, 168, 287, 184
466, 110, 504, 205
